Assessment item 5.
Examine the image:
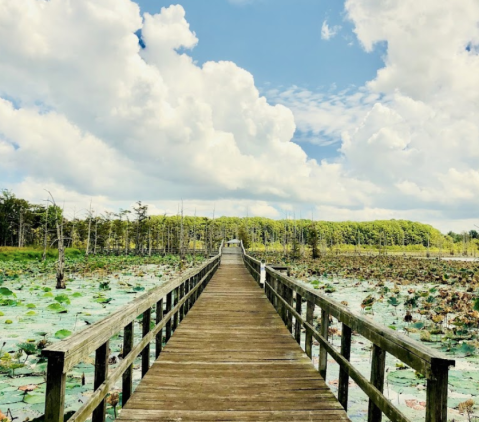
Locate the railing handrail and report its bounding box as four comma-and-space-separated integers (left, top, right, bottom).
43, 257, 215, 367
43, 242, 223, 422
241, 248, 454, 422
265, 266, 453, 373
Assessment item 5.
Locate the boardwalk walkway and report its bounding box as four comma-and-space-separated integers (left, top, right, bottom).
118, 248, 349, 421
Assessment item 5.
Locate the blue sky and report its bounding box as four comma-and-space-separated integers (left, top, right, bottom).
2, 0, 478, 231
136, 0, 386, 161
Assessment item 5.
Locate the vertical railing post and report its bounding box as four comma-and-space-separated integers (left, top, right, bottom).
122, 322, 133, 406
426, 360, 450, 422
264, 270, 269, 300
285, 287, 293, 333
156, 299, 163, 358
184, 278, 190, 314
173, 287, 179, 331
294, 292, 302, 345
338, 324, 352, 410
165, 291, 173, 342
141, 308, 151, 377
92, 341, 109, 422
368, 344, 386, 422
44, 354, 66, 422
179, 283, 185, 322
319, 310, 329, 379
278, 281, 286, 323
190, 275, 196, 307
305, 300, 314, 359
195, 270, 202, 302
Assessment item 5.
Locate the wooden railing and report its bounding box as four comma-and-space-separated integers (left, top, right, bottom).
241, 247, 455, 422
42, 243, 223, 422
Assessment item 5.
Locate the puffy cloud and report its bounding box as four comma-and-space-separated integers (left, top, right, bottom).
0, 0, 375, 217
268, 0, 479, 230
2, 0, 479, 232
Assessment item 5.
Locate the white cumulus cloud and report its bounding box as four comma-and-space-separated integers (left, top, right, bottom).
1, 0, 479, 231
268, 0, 479, 230
0, 0, 374, 218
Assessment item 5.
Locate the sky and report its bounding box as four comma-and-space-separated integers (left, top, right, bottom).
0, 0, 478, 232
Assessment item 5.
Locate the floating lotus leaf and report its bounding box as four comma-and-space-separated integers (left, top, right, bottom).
54, 293, 70, 304
47, 303, 67, 313
54, 329, 72, 339
0, 287, 15, 296
23, 392, 45, 404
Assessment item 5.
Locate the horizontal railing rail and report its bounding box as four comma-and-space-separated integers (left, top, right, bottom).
241, 245, 454, 422
42, 242, 223, 422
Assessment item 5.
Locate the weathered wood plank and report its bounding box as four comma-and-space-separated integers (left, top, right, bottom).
117, 249, 350, 422
155, 299, 163, 359
92, 341, 108, 422
319, 309, 329, 379
122, 322, 133, 406
338, 324, 352, 410
368, 344, 386, 422
141, 308, 151, 377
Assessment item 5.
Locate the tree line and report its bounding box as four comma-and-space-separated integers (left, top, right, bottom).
2, 189, 476, 257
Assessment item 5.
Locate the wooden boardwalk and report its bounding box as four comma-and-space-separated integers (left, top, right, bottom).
118, 248, 349, 421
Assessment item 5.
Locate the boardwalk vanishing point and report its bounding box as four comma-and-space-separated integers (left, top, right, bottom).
42, 244, 454, 422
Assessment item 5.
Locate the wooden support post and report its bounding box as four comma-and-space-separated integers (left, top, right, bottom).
285, 287, 293, 333
319, 310, 329, 379
268, 274, 273, 302
338, 324, 352, 410
294, 292, 302, 345
271, 277, 277, 309
305, 300, 314, 359
426, 360, 450, 422
278, 281, 286, 322
141, 308, 151, 377
165, 291, 172, 342
195, 271, 201, 302
184, 279, 190, 314
173, 287, 179, 331
122, 322, 133, 406
156, 299, 163, 359
179, 283, 185, 322
190, 275, 196, 306
92, 340, 109, 422
44, 354, 66, 422
368, 344, 386, 422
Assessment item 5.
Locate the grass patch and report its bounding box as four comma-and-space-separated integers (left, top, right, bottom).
0, 247, 83, 262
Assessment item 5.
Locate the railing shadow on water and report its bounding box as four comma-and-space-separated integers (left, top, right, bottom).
42, 242, 224, 422
240, 241, 455, 422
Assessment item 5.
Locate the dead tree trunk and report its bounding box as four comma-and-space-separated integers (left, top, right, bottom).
56, 216, 66, 289
179, 202, 185, 259
46, 191, 65, 289
125, 218, 129, 255
148, 218, 152, 257
193, 209, 197, 258
42, 206, 49, 261
18, 209, 23, 248
85, 201, 92, 257
93, 218, 98, 255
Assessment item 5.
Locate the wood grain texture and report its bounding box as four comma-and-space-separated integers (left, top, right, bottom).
118, 248, 349, 422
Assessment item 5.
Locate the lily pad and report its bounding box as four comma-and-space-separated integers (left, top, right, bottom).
55, 294, 70, 305
0, 287, 15, 296
23, 392, 45, 404
47, 303, 67, 313
54, 329, 72, 339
